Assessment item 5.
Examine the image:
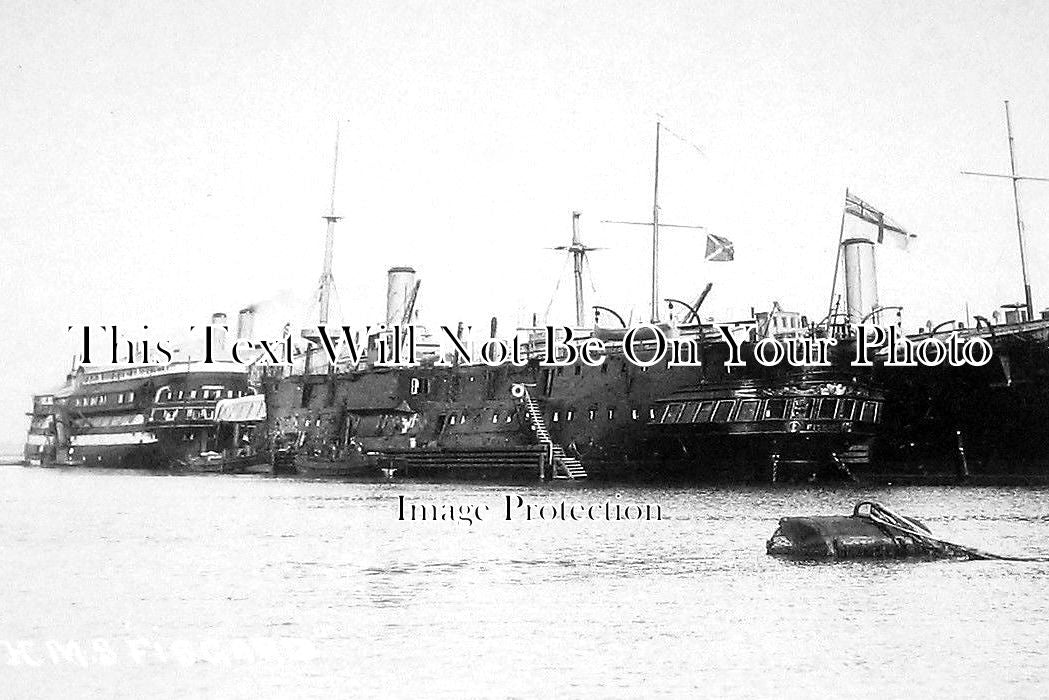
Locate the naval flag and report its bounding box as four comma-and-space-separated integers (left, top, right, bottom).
844, 191, 916, 250
705, 233, 735, 261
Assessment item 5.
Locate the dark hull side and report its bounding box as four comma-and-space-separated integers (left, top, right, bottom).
263, 324, 1049, 484
264, 344, 871, 483
860, 342, 1049, 483
262, 352, 713, 482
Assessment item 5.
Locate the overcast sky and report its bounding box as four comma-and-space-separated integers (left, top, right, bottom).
3, 0, 1049, 447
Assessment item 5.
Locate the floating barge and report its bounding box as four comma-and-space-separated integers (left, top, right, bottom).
767, 501, 1042, 561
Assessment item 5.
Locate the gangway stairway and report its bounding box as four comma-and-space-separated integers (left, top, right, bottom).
520, 388, 587, 480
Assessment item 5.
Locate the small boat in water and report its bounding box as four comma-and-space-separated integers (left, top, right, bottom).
294, 439, 380, 478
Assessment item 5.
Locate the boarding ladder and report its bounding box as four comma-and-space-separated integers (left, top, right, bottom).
519, 387, 587, 480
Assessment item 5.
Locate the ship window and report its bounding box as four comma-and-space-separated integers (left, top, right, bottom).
566, 410, 574, 421
817, 399, 837, 420
552, 411, 559, 423
177, 391, 184, 400
588, 408, 596, 421
127, 392, 134, 402
189, 391, 197, 399
117, 394, 124, 404
692, 402, 714, 422
649, 407, 655, 420
790, 398, 813, 419
680, 402, 700, 422
505, 413, 512, 423
607, 407, 615, 420
764, 399, 787, 420
227, 390, 233, 398
410, 378, 420, 395
631, 409, 639, 420
492, 412, 499, 423
449, 415, 456, 425
859, 401, 879, 423
712, 400, 734, 423
665, 403, 685, 423
836, 399, 856, 420
736, 400, 760, 422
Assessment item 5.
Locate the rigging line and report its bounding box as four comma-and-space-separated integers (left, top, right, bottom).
543, 255, 572, 323
329, 279, 345, 325
658, 121, 705, 157
584, 254, 597, 295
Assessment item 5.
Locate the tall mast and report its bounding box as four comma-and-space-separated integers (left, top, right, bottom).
603, 117, 705, 322
552, 212, 599, 327
571, 211, 585, 327
651, 119, 662, 323
1004, 101, 1034, 320
962, 101, 1049, 321
318, 122, 342, 325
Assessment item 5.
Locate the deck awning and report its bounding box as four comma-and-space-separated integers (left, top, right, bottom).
214, 394, 266, 423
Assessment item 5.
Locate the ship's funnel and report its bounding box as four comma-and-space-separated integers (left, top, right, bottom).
237, 307, 256, 342
386, 266, 416, 326
211, 312, 228, 352
842, 238, 878, 326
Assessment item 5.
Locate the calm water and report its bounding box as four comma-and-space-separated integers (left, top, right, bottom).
2, 463, 1049, 698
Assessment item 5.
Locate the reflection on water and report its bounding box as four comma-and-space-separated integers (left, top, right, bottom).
2, 464, 1048, 697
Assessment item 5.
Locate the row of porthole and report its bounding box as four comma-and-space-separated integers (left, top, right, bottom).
156, 388, 247, 402
442, 405, 663, 427
72, 391, 135, 407
550, 406, 657, 423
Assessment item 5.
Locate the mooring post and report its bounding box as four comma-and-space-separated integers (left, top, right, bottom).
956, 429, 970, 482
